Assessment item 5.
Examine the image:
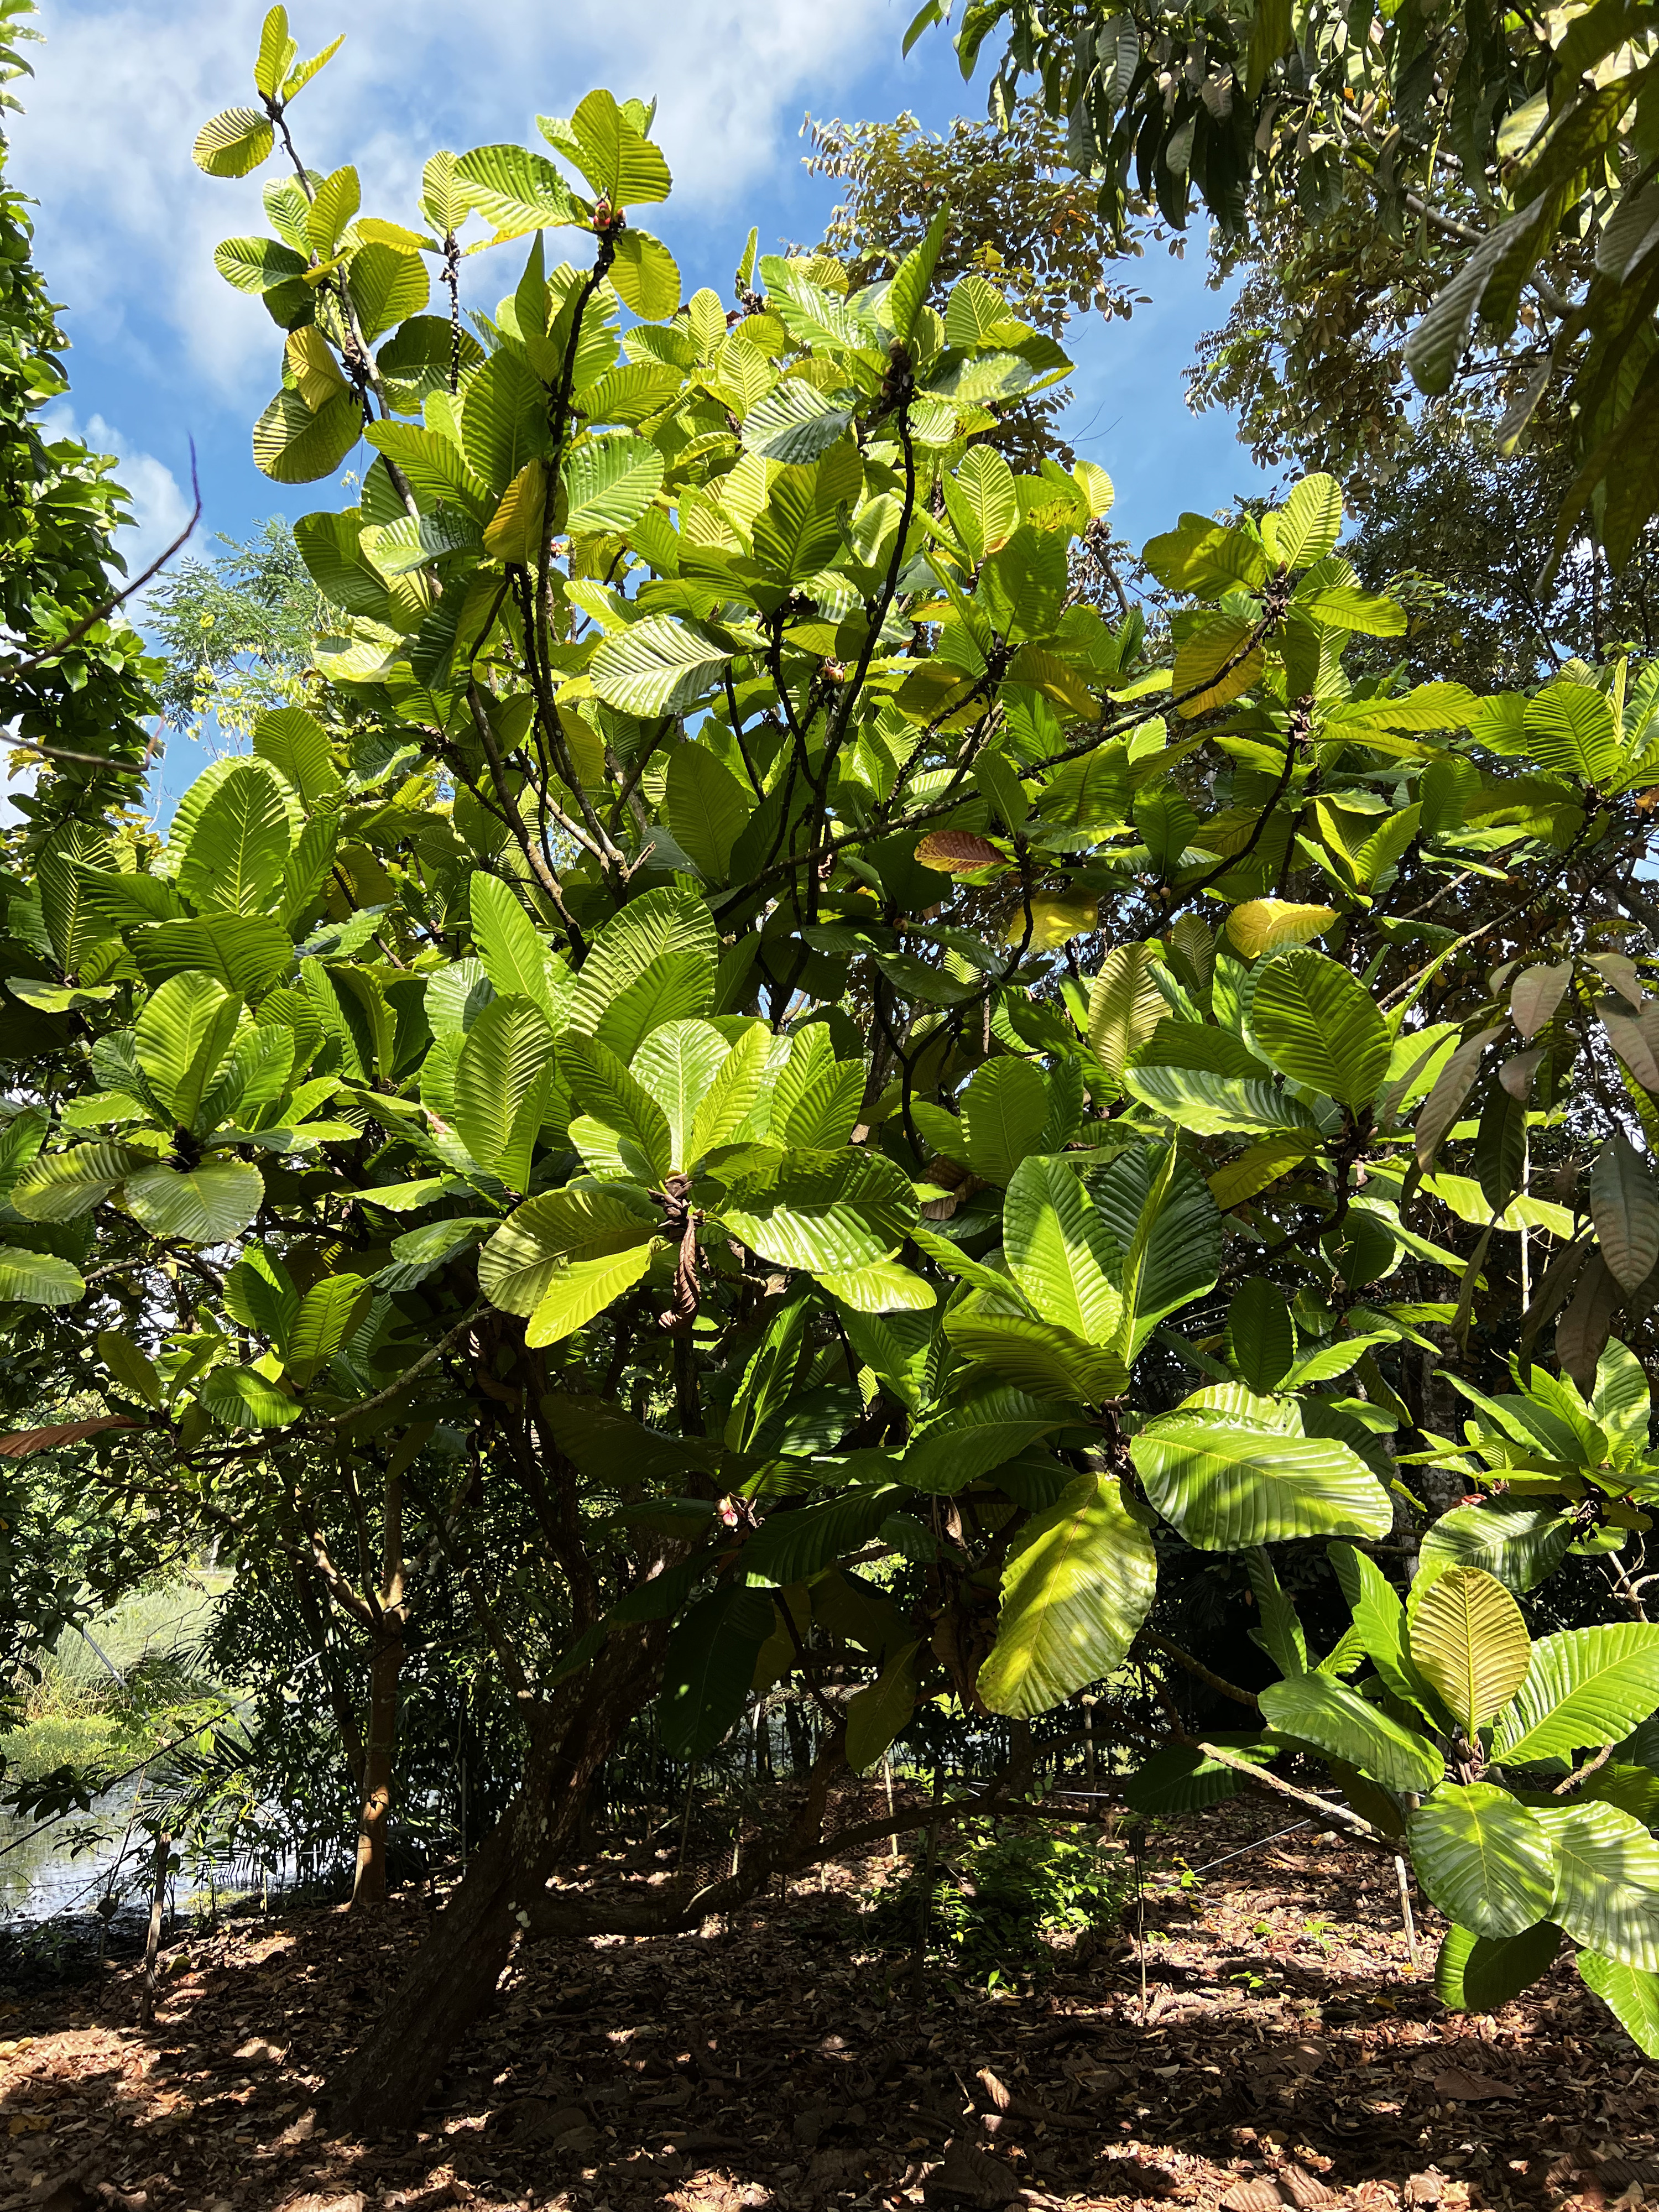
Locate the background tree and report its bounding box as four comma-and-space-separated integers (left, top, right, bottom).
146, 517, 328, 753
911, 0, 1659, 565
14, 0, 1659, 2149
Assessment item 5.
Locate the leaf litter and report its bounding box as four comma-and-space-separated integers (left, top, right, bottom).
0, 1799, 1653, 2212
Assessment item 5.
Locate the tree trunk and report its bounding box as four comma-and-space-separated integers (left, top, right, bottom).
351, 1633, 403, 1910
322, 1657, 649, 2136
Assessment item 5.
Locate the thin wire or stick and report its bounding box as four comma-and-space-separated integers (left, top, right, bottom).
1395, 1854, 1420, 1966
1185, 1819, 1312, 1877
912, 1767, 942, 2006
138, 1833, 170, 2027
1130, 1823, 1149, 2026
885, 1754, 899, 1867
679, 1762, 698, 1869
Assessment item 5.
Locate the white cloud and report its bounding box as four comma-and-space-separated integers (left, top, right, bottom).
11, 0, 895, 402
38, 405, 197, 599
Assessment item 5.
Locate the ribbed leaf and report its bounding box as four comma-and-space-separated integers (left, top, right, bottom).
1133, 1420, 1392, 1548
1408, 1567, 1532, 1734
480, 1187, 656, 1317
1248, 948, 1391, 1107
633, 1019, 731, 1172
609, 229, 681, 319
1003, 1154, 1121, 1344
194, 106, 275, 178
1224, 901, 1336, 958
1123, 1736, 1271, 1815
666, 744, 749, 883
564, 435, 664, 534
252, 388, 362, 484
1088, 943, 1163, 1078
285, 1275, 372, 1387
1525, 681, 1620, 782
961, 1057, 1049, 1187
714, 1147, 918, 1273
1437, 1921, 1563, 2011
468, 873, 561, 1022
124, 1162, 265, 1244
589, 615, 732, 716
943, 1296, 1127, 1401
1259, 1672, 1444, 1792
742, 378, 855, 465
659, 1585, 773, 1761
1225, 1279, 1295, 1392
1589, 1132, 1659, 1291
844, 1642, 922, 1771
563, 88, 672, 207
1531, 1800, 1659, 1969
1578, 1949, 1659, 2057
453, 142, 581, 236
1510, 960, 1574, 1041
978, 1474, 1157, 1718
817, 1261, 936, 1312
176, 760, 292, 917
568, 887, 717, 1036
1493, 1625, 1659, 1763
691, 1025, 771, 1159
452, 994, 556, 1190
743, 1485, 901, 1585
1121, 1064, 1320, 1138
199, 1365, 301, 1428
524, 1242, 654, 1348
0, 1249, 86, 1306
1408, 1784, 1557, 1938
561, 1031, 674, 1181
901, 1387, 1070, 1495
12, 1143, 140, 1224
1420, 1500, 1573, 1594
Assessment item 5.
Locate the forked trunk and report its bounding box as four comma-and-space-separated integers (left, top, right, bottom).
350, 1634, 403, 1910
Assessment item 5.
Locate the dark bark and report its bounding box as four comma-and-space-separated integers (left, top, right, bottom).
351, 1632, 403, 1909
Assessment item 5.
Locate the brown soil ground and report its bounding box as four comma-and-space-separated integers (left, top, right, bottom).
1, 1799, 1652, 2212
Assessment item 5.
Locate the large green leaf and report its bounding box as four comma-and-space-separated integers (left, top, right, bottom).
1578, 1949, 1659, 2057
1099, 1143, 1223, 1360
452, 994, 556, 1191
468, 872, 562, 1022
633, 1020, 732, 1172
458, 349, 546, 495
713, 1147, 917, 1272
666, 744, 750, 883
524, 1241, 654, 1348
199, 1364, 301, 1428
1492, 1625, 1659, 1764
901, 1387, 1070, 1495
1122, 1735, 1274, 1816
1418, 1500, 1573, 1594
0, 1249, 86, 1306
743, 1485, 902, 1585
561, 1032, 674, 1181
943, 1295, 1128, 1401
285, 1275, 372, 1387
691, 1025, 771, 1159
1436, 1921, 1563, 2011
659, 1585, 773, 1761
1408, 1566, 1532, 1735
124, 1161, 265, 1244
742, 378, 855, 465
1328, 1543, 1426, 1707
1589, 1132, 1659, 1291
568, 886, 717, 1037
1134, 1420, 1392, 1548
128, 917, 294, 1000
564, 434, 665, 535
1259, 1671, 1444, 1793
480, 1186, 657, 1316
454, 142, 582, 236
1121, 1063, 1320, 1138
1003, 1154, 1121, 1343
252, 388, 362, 484
559, 88, 672, 206
1225, 1279, 1295, 1392
961, 1058, 1049, 1188
1088, 943, 1164, 1078
12, 1142, 140, 1224
134, 972, 242, 1129
1247, 948, 1391, 1107
1408, 1784, 1557, 1938
1531, 1799, 1659, 1969
844, 1642, 922, 1771
588, 614, 733, 717
978, 1474, 1157, 1718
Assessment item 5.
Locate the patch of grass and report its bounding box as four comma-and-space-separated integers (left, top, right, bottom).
0, 1712, 121, 1781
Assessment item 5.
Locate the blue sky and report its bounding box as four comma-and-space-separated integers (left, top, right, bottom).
9, 0, 1274, 707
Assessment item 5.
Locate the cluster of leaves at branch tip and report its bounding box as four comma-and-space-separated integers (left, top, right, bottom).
16, 0, 1659, 2068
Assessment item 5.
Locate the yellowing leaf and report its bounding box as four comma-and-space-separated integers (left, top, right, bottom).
1225, 899, 1337, 959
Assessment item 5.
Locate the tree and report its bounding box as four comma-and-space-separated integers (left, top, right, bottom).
0, 0, 165, 834
146, 517, 328, 752
15, 0, 1659, 2133
911, 0, 1659, 565
805, 101, 1152, 470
